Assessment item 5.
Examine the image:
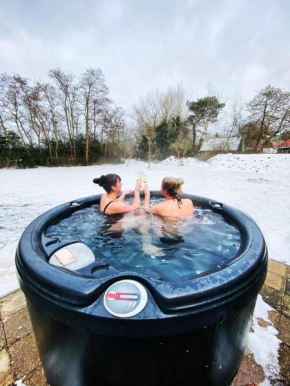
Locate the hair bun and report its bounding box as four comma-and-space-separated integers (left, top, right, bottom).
93, 176, 105, 186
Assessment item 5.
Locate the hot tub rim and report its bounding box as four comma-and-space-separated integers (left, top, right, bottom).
15, 193, 267, 316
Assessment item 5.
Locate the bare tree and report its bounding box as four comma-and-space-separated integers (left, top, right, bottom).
40, 83, 62, 163
132, 85, 189, 166
92, 97, 111, 142
98, 104, 125, 159
49, 69, 78, 163
0, 68, 126, 167
105, 106, 125, 144
79, 68, 109, 164
22, 83, 44, 154
120, 123, 136, 164
247, 85, 290, 150
160, 84, 188, 122
131, 92, 160, 168
4, 74, 33, 157
170, 124, 191, 163
132, 89, 161, 132
228, 93, 244, 138
214, 93, 246, 150
132, 85, 188, 132
0, 73, 10, 139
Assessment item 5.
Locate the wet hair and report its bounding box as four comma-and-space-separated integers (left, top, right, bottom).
162, 177, 184, 197
93, 174, 121, 193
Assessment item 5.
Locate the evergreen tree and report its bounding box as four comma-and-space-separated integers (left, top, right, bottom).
187, 96, 225, 153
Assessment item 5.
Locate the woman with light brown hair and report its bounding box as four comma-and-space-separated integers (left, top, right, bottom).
144, 177, 194, 217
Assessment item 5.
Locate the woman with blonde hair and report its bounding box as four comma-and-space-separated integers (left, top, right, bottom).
144, 177, 194, 217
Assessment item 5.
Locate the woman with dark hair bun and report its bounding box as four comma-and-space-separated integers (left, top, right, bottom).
144, 177, 193, 217
93, 173, 142, 215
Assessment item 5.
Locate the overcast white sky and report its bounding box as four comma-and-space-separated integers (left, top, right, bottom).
1, 0, 290, 110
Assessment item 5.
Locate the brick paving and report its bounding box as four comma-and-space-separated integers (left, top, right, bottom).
0, 259, 289, 386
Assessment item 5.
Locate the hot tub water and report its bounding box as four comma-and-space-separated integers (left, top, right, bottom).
46, 199, 241, 282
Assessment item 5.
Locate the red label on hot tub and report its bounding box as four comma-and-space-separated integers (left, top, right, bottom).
103, 280, 147, 318
106, 292, 139, 301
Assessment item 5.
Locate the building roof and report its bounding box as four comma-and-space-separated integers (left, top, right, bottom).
280, 139, 290, 148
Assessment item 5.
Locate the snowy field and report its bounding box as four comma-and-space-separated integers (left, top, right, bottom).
1, 153, 290, 383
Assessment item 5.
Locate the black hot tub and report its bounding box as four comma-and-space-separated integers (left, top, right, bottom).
15, 193, 267, 386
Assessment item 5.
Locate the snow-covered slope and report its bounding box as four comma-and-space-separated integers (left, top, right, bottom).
208, 153, 290, 174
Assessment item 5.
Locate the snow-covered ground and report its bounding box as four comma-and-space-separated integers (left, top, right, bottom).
1, 153, 289, 382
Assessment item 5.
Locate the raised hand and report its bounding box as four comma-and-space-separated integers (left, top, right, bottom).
135, 179, 142, 192
143, 183, 150, 208
143, 184, 150, 196
118, 189, 132, 202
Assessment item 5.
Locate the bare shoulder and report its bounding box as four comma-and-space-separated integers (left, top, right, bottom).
100, 194, 108, 211
182, 198, 194, 207
181, 199, 194, 215
150, 202, 167, 214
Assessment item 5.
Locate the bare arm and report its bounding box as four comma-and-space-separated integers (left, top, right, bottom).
118, 189, 132, 202
143, 184, 150, 208
105, 201, 136, 215
132, 180, 142, 209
